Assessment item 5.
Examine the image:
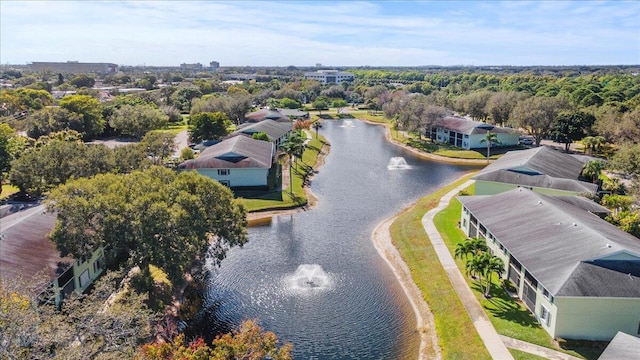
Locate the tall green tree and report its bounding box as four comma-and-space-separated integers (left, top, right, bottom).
511, 96, 570, 147
0, 123, 23, 196
47, 167, 247, 284
610, 143, 640, 179
551, 111, 595, 152
59, 94, 105, 139
140, 131, 176, 165
9, 138, 115, 196
68, 74, 96, 88
25, 107, 84, 139
312, 96, 330, 115
189, 111, 231, 143
109, 104, 169, 139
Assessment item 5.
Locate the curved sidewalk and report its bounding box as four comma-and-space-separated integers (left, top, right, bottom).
421, 180, 583, 360
421, 180, 514, 360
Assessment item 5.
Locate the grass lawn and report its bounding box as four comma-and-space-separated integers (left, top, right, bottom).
389, 173, 492, 359
1, 184, 19, 200
433, 185, 603, 359
510, 349, 549, 360
238, 133, 327, 213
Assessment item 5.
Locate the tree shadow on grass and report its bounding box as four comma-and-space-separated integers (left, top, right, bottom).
471, 281, 541, 329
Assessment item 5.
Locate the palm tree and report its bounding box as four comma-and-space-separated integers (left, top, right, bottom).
468, 237, 488, 255
279, 131, 306, 195
479, 130, 501, 163
581, 136, 595, 155
465, 255, 487, 283
582, 160, 605, 184
482, 254, 505, 297
454, 241, 474, 261
592, 135, 607, 155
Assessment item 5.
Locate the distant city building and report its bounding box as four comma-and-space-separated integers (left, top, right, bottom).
304, 70, 354, 84
209, 61, 220, 71
29, 61, 118, 75
180, 63, 203, 71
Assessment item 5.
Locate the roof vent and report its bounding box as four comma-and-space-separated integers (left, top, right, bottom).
572, 222, 578, 226
538, 200, 543, 205
606, 243, 612, 248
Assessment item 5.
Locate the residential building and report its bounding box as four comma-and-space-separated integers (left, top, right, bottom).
598, 332, 640, 360
304, 70, 354, 84
231, 119, 293, 149
472, 146, 599, 196
29, 61, 118, 75
429, 116, 520, 150
0, 207, 105, 307
178, 136, 276, 189
458, 188, 640, 341
245, 108, 292, 123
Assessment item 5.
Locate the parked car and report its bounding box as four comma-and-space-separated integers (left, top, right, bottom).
519, 137, 534, 145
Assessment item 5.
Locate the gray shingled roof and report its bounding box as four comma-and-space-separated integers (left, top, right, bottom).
458, 188, 640, 296
598, 332, 640, 360
434, 116, 517, 135
178, 136, 273, 169
244, 109, 291, 123
231, 120, 292, 142
557, 260, 640, 297
473, 169, 598, 194
475, 146, 588, 180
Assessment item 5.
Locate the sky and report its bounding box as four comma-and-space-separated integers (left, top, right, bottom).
1, 0, 639, 67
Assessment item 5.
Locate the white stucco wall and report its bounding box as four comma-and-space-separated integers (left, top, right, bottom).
474, 180, 587, 196
554, 297, 640, 341
196, 168, 269, 187
468, 133, 519, 149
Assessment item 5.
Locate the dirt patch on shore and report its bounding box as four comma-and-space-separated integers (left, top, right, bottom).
372, 214, 442, 360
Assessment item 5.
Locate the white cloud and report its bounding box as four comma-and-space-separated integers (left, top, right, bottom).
1, 0, 638, 66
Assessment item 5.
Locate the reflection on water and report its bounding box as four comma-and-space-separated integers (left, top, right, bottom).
190, 119, 478, 359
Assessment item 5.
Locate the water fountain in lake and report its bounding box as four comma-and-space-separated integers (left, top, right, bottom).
387, 157, 411, 170
340, 120, 356, 128
286, 264, 332, 292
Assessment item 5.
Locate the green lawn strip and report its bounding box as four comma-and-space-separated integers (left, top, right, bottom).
389, 173, 491, 359
509, 349, 549, 360
433, 188, 586, 359
1, 184, 20, 199
240, 134, 327, 212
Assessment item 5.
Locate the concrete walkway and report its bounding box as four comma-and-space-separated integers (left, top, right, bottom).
421, 180, 514, 360
501, 336, 581, 360
421, 180, 582, 360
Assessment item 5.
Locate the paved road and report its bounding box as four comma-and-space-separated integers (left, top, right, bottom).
173, 130, 189, 157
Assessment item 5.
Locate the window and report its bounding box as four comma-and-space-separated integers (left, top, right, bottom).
539, 305, 551, 326
79, 269, 90, 288
541, 287, 554, 303
218, 169, 230, 176
464, 134, 469, 138
462, 219, 467, 227
93, 257, 103, 274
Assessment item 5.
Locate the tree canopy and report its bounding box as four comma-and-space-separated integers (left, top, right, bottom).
59, 94, 105, 139
109, 104, 169, 139
189, 111, 231, 143
47, 166, 248, 284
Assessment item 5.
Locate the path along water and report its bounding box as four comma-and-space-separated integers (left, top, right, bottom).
189, 119, 480, 359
